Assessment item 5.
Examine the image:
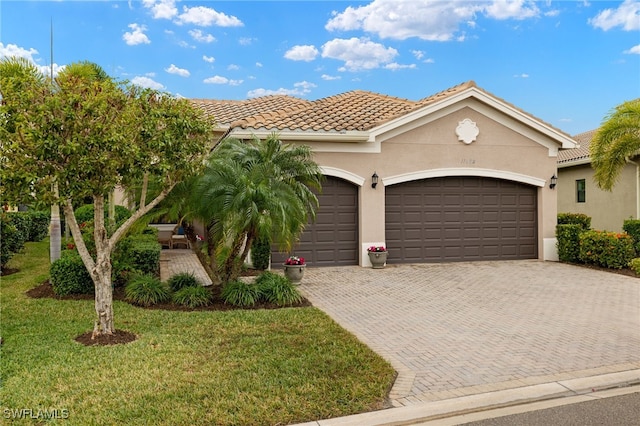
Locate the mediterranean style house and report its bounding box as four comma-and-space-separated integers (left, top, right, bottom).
557, 129, 639, 232
191, 81, 577, 267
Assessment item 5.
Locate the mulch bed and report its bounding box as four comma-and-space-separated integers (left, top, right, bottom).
75, 329, 138, 346
1, 268, 19, 276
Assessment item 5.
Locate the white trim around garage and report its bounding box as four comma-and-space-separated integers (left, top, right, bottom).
383, 168, 547, 188
319, 166, 366, 186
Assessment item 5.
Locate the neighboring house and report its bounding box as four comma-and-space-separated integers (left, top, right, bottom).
191, 81, 577, 267
557, 129, 639, 232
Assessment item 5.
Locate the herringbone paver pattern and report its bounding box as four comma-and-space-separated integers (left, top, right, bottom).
300, 260, 640, 407
160, 249, 212, 286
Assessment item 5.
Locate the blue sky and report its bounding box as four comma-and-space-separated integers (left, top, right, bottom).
1, 1, 639, 135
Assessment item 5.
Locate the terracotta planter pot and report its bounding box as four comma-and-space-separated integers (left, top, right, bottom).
283, 264, 306, 284
368, 251, 388, 269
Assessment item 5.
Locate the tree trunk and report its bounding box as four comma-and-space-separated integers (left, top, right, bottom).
223, 232, 246, 283
91, 195, 115, 335
49, 183, 61, 263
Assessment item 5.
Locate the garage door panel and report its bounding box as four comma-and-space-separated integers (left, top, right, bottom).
386, 176, 537, 263
273, 176, 358, 267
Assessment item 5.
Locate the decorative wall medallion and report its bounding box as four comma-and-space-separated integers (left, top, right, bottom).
456, 118, 479, 145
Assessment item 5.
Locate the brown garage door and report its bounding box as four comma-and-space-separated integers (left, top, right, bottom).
385, 176, 537, 263
272, 176, 358, 267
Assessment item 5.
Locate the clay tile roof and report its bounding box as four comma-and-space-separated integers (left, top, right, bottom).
190, 95, 312, 126
416, 80, 477, 106
558, 129, 597, 164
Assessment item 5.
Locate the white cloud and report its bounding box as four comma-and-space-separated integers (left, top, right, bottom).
256, 62, 263, 67
131, 76, 165, 90
326, 0, 541, 41
484, 0, 539, 20
321, 74, 341, 81
189, 29, 215, 43
247, 81, 317, 98
165, 64, 190, 77
321, 37, 398, 71
203, 55, 215, 63
142, 0, 177, 20
625, 44, 640, 54
203, 75, 243, 86
284, 45, 319, 61
239, 37, 256, 46
0, 42, 38, 61
123, 23, 150, 45
589, 0, 640, 31
384, 63, 416, 70
227, 64, 240, 71
411, 50, 425, 60
513, 73, 530, 78
175, 6, 243, 27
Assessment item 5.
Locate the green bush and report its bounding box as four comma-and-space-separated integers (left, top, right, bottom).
557, 213, 591, 230
173, 285, 211, 308
256, 271, 302, 306
556, 224, 583, 263
128, 235, 161, 276
125, 274, 171, 307
167, 272, 201, 292
5, 212, 30, 246
578, 230, 635, 269
251, 237, 271, 270
27, 211, 50, 241
50, 251, 94, 296
622, 219, 640, 254
1, 213, 24, 269
629, 258, 640, 275
221, 280, 262, 307
74, 204, 132, 225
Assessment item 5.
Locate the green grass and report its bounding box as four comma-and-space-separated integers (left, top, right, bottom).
0, 240, 395, 425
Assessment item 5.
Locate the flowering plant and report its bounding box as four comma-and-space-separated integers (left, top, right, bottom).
285, 255, 305, 265
367, 246, 387, 252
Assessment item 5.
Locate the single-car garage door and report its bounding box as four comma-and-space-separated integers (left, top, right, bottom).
272, 176, 359, 267
385, 176, 537, 263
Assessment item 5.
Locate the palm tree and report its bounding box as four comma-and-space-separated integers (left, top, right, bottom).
190, 134, 323, 283
590, 99, 640, 191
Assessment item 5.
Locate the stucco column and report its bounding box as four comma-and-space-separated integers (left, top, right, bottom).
541, 172, 559, 261
360, 179, 386, 266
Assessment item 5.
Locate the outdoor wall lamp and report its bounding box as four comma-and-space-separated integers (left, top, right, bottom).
371, 172, 379, 189
549, 174, 558, 189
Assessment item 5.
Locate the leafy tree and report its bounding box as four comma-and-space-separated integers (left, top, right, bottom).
189, 134, 323, 283
590, 98, 640, 191
0, 57, 213, 336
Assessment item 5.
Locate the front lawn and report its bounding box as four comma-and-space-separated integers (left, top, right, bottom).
0, 240, 395, 425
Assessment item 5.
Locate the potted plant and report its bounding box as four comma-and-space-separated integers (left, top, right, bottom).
367, 246, 388, 269
283, 255, 306, 284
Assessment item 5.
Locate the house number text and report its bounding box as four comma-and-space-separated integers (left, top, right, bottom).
460, 158, 476, 165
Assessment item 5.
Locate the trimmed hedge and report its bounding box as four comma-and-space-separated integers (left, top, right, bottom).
557, 212, 591, 230
578, 230, 635, 269
50, 251, 94, 296
556, 224, 583, 263
622, 219, 640, 254
1, 213, 24, 269
629, 258, 640, 275
74, 204, 132, 225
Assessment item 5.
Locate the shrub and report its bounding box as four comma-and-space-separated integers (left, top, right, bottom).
125, 274, 171, 307
27, 211, 50, 241
5, 212, 30, 246
578, 230, 635, 269
629, 258, 640, 275
556, 224, 583, 263
221, 280, 261, 307
623, 219, 640, 254
167, 272, 201, 292
251, 237, 271, 270
50, 251, 94, 296
74, 204, 132, 225
173, 285, 211, 308
256, 272, 302, 306
1, 214, 24, 269
557, 213, 591, 230
128, 235, 161, 276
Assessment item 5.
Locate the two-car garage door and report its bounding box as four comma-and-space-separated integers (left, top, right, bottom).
385, 176, 537, 263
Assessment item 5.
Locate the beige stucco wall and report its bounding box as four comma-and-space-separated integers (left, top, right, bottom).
285, 103, 561, 265
558, 163, 638, 231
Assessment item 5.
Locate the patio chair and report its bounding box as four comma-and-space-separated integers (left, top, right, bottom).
171, 225, 191, 249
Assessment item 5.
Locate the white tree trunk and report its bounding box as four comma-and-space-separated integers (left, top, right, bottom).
49, 183, 61, 263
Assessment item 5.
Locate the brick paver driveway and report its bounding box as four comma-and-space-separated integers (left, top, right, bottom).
300, 260, 640, 407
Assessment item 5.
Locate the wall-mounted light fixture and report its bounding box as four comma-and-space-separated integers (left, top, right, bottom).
549, 174, 557, 189
371, 172, 379, 189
